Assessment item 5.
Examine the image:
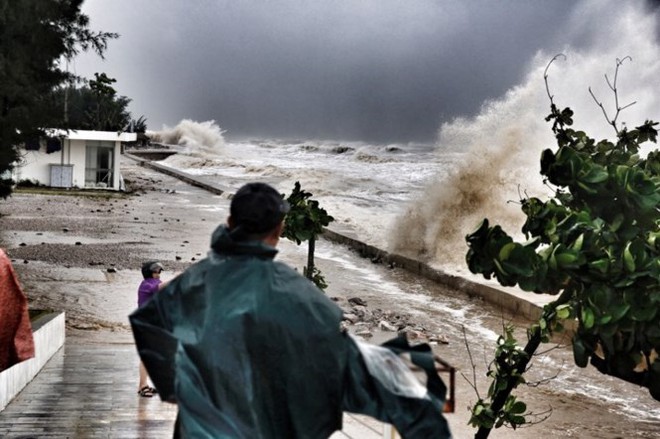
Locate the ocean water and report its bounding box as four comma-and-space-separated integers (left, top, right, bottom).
151, 0, 660, 276
157, 136, 455, 248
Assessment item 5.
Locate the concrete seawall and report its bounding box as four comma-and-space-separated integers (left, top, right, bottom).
124, 152, 552, 322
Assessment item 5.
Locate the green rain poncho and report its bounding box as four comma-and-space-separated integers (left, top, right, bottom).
130, 225, 451, 439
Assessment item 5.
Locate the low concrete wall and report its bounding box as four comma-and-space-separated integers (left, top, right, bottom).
124, 149, 178, 161
321, 229, 546, 321
124, 152, 233, 196
0, 312, 65, 411
124, 154, 551, 322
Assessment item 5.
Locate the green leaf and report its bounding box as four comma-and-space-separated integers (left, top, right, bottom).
580, 166, 609, 183
556, 304, 571, 320
581, 307, 595, 329
623, 242, 636, 272
573, 338, 589, 367
631, 306, 657, 322
588, 258, 610, 274
510, 401, 527, 414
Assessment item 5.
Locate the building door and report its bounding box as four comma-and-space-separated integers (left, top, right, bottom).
85, 142, 114, 188
50, 164, 73, 188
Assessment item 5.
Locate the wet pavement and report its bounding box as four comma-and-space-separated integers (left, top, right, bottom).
0, 333, 178, 438
0, 331, 385, 439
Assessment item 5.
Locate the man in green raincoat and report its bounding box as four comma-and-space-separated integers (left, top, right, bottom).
130, 182, 451, 438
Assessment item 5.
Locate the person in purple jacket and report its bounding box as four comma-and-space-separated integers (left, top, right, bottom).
137, 260, 164, 397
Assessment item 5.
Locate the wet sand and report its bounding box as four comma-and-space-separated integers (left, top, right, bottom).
1, 159, 659, 438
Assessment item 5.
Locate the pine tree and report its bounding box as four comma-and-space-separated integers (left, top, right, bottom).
0, 0, 117, 198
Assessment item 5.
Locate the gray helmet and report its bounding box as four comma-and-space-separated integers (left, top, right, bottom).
141, 260, 163, 279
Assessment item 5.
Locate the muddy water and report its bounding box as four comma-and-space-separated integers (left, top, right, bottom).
1, 161, 658, 438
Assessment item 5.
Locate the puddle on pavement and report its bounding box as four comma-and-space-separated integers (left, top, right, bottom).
3, 230, 128, 247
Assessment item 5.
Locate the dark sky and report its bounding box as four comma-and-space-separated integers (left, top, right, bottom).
75, 0, 588, 143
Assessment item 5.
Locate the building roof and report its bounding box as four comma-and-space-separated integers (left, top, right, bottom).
46, 129, 137, 142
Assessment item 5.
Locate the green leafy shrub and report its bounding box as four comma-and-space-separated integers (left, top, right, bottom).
465, 57, 659, 437
282, 181, 334, 290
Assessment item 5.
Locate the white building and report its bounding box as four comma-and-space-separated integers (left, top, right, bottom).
12, 130, 137, 191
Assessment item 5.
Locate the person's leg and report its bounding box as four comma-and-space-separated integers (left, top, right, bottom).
139, 361, 149, 389
138, 362, 154, 397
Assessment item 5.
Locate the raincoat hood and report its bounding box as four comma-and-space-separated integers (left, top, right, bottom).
209, 224, 279, 258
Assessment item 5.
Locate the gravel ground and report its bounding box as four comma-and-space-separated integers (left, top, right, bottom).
0, 160, 429, 336
0, 160, 225, 330
2, 172, 198, 271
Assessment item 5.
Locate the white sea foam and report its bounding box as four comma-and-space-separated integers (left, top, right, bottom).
392, 0, 660, 270
149, 119, 226, 157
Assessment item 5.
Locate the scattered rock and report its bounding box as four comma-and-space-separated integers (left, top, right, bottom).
428, 334, 449, 344
107, 267, 117, 273
348, 297, 367, 306
378, 320, 398, 332
354, 328, 373, 339
71, 321, 101, 330
343, 313, 360, 324
351, 305, 371, 319
339, 298, 449, 346
401, 329, 424, 340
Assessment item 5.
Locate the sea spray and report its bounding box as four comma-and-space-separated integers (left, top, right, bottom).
392, 0, 660, 271
148, 119, 226, 156
390, 84, 550, 268
146, 119, 228, 171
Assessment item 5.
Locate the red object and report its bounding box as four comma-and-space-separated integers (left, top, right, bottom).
0, 249, 35, 372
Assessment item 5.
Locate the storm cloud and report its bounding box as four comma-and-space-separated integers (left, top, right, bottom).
75, 0, 609, 142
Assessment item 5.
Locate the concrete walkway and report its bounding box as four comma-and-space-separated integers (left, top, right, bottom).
0, 334, 178, 438
0, 331, 387, 439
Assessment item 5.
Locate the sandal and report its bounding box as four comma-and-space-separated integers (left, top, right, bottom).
138, 386, 155, 397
